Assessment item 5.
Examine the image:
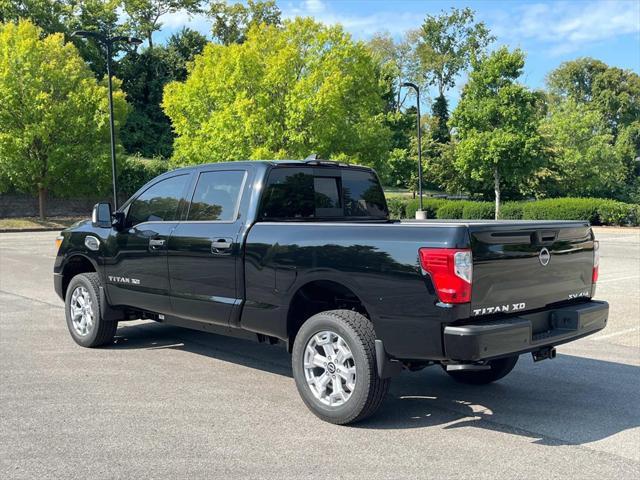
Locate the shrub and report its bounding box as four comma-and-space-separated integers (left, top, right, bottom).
119, 156, 170, 198
383, 195, 639, 226
386, 197, 406, 219
405, 198, 446, 219
520, 198, 638, 226
522, 198, 597, 223
596, 199, 635, 226
500, 202, 524, 220
436, 201, 467, 219
463, 202, 495, 219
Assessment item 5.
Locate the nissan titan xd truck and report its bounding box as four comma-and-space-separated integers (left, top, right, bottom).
54, 159, 608, 424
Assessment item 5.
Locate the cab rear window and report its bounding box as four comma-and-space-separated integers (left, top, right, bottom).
258, 167, 388, 220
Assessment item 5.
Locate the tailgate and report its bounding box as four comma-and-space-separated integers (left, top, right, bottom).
469, 222, 595, 317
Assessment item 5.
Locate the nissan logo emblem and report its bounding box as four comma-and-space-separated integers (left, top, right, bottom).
539, 248, 551, 266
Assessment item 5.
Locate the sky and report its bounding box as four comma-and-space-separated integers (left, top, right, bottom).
157, 0, 640, 102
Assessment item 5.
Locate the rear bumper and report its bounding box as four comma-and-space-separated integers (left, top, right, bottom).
443, 300, 609, 361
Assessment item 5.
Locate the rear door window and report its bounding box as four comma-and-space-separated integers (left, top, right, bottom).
259, 167, 388, 220
342, 169, 387, 218
187, 170, 246, 221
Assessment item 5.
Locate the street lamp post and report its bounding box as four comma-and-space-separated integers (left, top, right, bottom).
71, 31, 142, 210
401, 82, 425, 219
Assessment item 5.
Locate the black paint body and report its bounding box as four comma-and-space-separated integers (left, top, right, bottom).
54, 161, 607, 362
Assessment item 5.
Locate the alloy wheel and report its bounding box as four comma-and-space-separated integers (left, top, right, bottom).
303, 331, 357, 407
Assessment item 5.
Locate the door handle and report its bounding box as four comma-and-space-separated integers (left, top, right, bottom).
149, 238, 165, 250
211, 239, 232, 252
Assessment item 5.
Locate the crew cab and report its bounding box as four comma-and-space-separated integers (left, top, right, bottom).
54, 160, 608, 424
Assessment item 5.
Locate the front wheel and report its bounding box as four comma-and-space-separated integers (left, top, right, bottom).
442, 355, 519, 385
65, 273, 117, 348
291, 310, 390, 425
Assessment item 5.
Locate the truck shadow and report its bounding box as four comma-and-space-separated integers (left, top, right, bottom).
112, 321, 639, 447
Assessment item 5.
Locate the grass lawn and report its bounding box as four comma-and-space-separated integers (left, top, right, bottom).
383, 188, 442, 199
0, 216, 85, 231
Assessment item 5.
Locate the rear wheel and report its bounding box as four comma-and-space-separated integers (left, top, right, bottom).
65, 273, 117, 348
292, 310, 390, 425
443, 355, 519, 385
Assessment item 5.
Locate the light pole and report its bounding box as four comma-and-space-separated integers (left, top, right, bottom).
401, 82, 424, 219
71, 31, 142, 210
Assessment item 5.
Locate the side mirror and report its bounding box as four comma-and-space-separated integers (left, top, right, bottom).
92, 202, 112, 228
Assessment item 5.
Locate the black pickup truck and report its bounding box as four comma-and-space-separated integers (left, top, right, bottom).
54, 160, 608, 424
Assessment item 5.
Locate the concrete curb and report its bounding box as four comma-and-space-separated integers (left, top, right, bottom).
0, 227, 66, 233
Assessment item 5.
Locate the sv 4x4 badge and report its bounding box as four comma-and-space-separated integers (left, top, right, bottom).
472, 303, 526, 316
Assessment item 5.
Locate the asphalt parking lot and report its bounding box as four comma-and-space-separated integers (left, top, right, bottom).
1, 227, 639, 479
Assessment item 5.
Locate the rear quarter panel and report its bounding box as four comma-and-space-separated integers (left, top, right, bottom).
242, 221, 470, 360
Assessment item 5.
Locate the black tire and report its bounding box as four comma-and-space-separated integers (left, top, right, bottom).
65, 273, 117, 348
443, 355, 519, 385
292, 309, 390, 425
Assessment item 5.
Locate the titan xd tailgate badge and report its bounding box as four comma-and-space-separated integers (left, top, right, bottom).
473, 303, 526, 316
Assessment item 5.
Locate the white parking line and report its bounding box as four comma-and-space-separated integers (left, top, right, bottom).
594, 326, 640, 341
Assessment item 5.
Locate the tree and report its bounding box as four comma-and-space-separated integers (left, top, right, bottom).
209, 0, 281, 45
367, 32, 413, 111
547, 58, 640, 139
430, 94, 449, 144
65, 0, 125, 77
163, 18, 391, 169
413, 8, 493, 135
367, 33, 416, 187
0, 21, 128, 218
118, 47, 179, 158
1, 1, 125, 77
166, 26, 207, 79
546, 58, 640, 198
414, 8, 493, 98
118, 28, 207, 158
450, 47, 544, 219
547, 57, 608, 103
0, 0, 69, 34
591, 67, 640, 138
614, 122, 640, 202
123, 0, 202, 49
539, 101, 626, 198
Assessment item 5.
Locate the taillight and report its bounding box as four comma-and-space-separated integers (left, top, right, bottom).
419, 248, 472, 304
592, 240, 599, 283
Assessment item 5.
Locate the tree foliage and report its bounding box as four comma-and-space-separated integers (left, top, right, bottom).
544, 58, 640, 200
0, 20, 128, 217
413, 7, 493, 97
547, 58, 640, 138
539, 100, 626, 198
450, 47, 544, 218
163, 18, 391, 169
1, 0, 124, 77
209, 0, 281, 45
118, 27, 206, 158
123, 0, 202, 48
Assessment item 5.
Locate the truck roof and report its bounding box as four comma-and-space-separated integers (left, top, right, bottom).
170, 159, 374, 174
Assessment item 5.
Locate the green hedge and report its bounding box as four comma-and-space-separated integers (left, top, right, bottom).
386, 196, 639, 226
463, 202, 495, 220
405, 198, 447, 219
